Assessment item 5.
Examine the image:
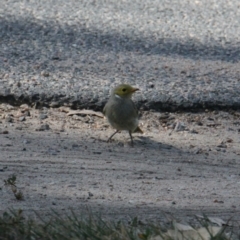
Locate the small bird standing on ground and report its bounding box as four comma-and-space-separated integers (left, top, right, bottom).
103, 84, 143, 145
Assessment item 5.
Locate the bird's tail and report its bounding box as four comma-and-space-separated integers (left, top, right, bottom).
134, 126, 143, 134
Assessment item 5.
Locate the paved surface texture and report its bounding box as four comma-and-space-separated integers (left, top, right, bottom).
0, 0, 240, 110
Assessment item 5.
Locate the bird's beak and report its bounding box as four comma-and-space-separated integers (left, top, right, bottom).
131, 88, 139, 92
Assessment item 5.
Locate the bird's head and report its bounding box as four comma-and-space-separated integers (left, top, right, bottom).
112, 84, 139, 99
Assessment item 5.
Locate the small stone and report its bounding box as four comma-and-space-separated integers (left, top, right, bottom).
174, 121, 186, 132
41, 71, 50, 77
72, 144, 79, 148
1, 130, 9, 134
217, 144, 227, 148
88, 192, 94, 197
117, 142, 124, 147
19, 116, 25, 122
207, 117, 214, 121
24, 110, 30, 117
194, 148, 203, 154
0, 104, 15, 111
20, 104, 29, 110
189, 129, 198, 134
5, 116, 13, 123
47, 148, 58, 155
93, 151, 102, 154
23, 139, 30, 144
49, 102, 59, 107
36, 124, 50, 131
39, 114, 48, 120
4, 143, 12, 147
158, 113, 170, 120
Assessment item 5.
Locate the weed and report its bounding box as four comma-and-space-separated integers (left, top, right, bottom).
4, 175, 24, 200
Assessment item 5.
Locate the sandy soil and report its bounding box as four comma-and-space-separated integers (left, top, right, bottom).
0, 104, 240, 227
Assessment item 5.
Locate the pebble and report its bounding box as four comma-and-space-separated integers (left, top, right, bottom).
174, 121, 186, 132
23, 139, 30, 144
41, 71, 50, 77
47, 148, 58, 155
189, 129, 199, 134
93, 151, 102, 154
217, 144, 227, 148
158, 113, 170, 120
39, 114, 48, 120
5, 116, 13, 123
20, 104, 29, 110
49, 102, 59, 108
1, 130, 9, 134
36, 124, 50, 131
72, 144, 79, 148
19, 116, 25, 122
88, 192, 94, 197
216, 148, 226, 153
194, 148, 203, 154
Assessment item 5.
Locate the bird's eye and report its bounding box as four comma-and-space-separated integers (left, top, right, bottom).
122, 88, 126, 92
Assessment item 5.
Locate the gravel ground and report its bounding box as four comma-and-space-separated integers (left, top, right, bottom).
0, 104, 240, 229
0, 0, 240, 232
0, 0, 240, 110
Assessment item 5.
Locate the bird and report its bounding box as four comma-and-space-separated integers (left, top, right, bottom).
103, 84, 143, 145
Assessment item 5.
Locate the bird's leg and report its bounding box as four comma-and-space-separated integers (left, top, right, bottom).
107, 130, 120, 142
129, 131, 134, 146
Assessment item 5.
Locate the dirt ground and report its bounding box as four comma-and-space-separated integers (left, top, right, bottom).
0, 103, 240, 228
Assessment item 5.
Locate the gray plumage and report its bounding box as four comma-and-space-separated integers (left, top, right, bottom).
103, 84, 142, 145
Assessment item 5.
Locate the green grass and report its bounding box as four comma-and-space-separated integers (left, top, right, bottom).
0, 209, 235, 240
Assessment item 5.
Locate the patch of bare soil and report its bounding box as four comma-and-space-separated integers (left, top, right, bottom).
0, 104, 240, 228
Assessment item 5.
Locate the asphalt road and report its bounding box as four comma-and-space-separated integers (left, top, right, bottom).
0, 0, 240, 111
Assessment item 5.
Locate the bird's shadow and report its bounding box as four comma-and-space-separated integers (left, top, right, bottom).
133, 135, 179, 151
98, 134, 180, 153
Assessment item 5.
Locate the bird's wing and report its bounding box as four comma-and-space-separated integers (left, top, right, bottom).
131, 99, 139, 117
103, 100, 111, 116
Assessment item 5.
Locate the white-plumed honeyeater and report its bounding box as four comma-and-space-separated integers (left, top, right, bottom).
103, 84, 143, 145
